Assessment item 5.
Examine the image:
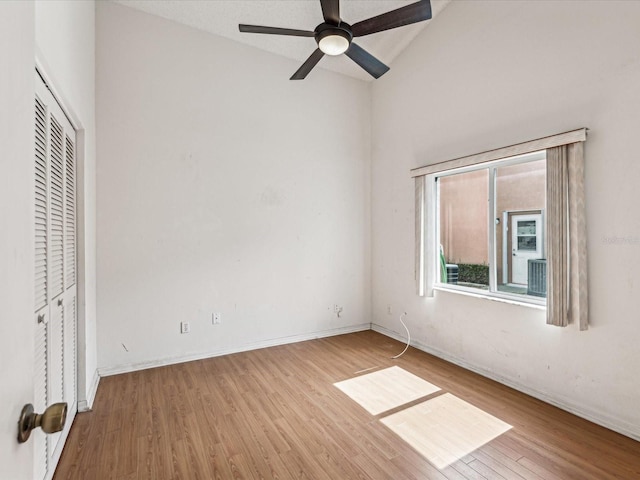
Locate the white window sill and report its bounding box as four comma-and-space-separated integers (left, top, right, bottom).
433, 285, 546, 310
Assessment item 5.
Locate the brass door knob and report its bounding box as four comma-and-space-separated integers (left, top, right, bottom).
17, 402, 67, 443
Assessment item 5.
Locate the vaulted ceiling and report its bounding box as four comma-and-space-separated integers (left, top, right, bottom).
114, 0, 451, 81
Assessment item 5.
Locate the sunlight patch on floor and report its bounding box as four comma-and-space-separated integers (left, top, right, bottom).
333, 366, 441, 415
380, 393, 512, 469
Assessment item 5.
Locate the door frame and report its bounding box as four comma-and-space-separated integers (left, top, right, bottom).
502, 209, 544, 285
35, 60, 88, 478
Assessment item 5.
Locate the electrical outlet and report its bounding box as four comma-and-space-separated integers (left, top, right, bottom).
212, 312, 221, 325
333, 304, 341, 313
180, 321, 190, 334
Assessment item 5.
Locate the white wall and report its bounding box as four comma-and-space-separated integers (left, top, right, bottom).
371, 0, 640, 439
0, 3, 36, 478
35, 0, 98, 408
96, 2, 371, 372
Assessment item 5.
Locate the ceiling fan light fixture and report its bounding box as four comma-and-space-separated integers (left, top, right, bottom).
319, 34, 349, 55
317, 28, 351, 56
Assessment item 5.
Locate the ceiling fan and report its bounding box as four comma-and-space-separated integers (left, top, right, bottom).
239, 0, 432, 80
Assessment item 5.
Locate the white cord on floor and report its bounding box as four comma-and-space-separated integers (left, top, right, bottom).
391, 312, 410, 359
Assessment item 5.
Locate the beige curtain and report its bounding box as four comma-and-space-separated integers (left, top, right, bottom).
415, 176, 436, 297
415, 177, 425, 296
546, 143, 588, 329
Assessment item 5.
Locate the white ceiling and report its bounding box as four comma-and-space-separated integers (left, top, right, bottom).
113, 0, 451, 81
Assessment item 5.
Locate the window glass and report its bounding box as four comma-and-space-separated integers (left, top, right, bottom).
435, 154, 546, 302
438, 169, 489, 292
495, 159, 546, 298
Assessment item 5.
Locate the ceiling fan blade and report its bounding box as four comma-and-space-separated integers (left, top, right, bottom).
239, 24, 315, 37
351, 0, 432, 37
345, 43, 390, 79
320, 0, 340, 24
290, 49, 325, 80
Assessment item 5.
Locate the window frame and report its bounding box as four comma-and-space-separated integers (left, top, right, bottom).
432, 150, 547, 307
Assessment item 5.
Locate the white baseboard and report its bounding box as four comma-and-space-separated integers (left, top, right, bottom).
78, 368, 100, 412
99, 323, 372, 377
372, 323, 640, 442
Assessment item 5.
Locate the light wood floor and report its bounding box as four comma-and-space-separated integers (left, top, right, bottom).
54, 331, 640, 479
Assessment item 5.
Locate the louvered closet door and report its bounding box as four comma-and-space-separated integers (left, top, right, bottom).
34, 72, 78, 480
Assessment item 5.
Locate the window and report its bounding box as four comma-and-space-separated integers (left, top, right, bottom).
436, 152, 546, 303
412, 128, 588, 328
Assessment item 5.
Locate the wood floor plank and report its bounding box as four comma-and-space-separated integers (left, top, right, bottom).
471, 448, 540, 480
206, 442, 236, 480
515, 456, 566, 480
389, 452, 450, 480
467, 459, 508, 480
54, 331, 640, 480
448, 459, 488, 480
